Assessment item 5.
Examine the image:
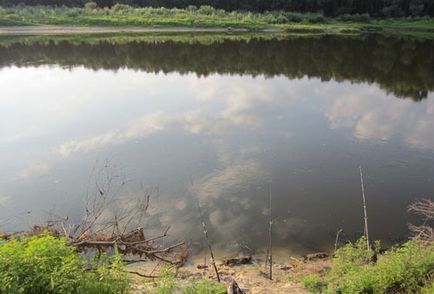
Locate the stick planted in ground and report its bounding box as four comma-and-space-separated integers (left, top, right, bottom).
359, 165, 370, 250
198, 203, 220, 282
267, 184, 273, 280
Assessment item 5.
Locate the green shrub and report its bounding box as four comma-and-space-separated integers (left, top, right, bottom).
84, 2, 98, 10
197, 5, 215, 15
274, 14, 288, 24
421, 280, 434, 294
185, 5, 197, 12
307, 14, 326, 23
155, 266, 177, 294
302, 238, 434, 293
111, 3, 131, 13
301, 274, 325, 293
338, 13, 371, 23
181, 278, 226, 294
0, 234, 129, 294
285, 12, 303, 22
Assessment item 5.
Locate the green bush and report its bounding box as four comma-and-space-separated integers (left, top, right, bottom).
197, 5, 215, 16
285, 12, 303, 22
274, 14, 288, 24
153, 266, 225, 294
111, 3, 131, 13
154, 266, 177, 294
181, 279, 226, 294
338, 13, 371, 23
302, 238, 434, 293
0, 234, 130, 294
307, 14, 326, 23
302, 274, 325, 293
185, 5, 197, 12
84, 2, 98, 10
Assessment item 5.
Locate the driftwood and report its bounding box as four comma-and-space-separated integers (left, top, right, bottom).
1, 225, 186, 267
227, 280, 246, 294
1, 162, 189, 278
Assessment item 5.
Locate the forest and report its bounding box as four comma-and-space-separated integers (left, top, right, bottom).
0, 0, 433, 17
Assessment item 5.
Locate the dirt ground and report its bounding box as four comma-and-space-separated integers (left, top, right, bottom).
129, 255, 331, 293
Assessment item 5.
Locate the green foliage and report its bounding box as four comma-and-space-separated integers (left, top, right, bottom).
196, 5, 215, 16
302, 238, 434, 293
307, 14, 326, 24
1, 0, 433, 18
84, 2, 97, 10
154, 266, 176, 294
0, 234, 130, 294
0, 5, 432, 30
301, 274, 325, 293
421, 280, 434, 293
152, 267, 225, 294
111, 3, 131, 12
338, 13, 371, 23
181, 278, 226, 294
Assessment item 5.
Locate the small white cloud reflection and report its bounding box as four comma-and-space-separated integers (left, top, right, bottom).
56, 112, 167, 157
190, 159, 269, 204
326, 87, 434, 149
0, 194, 10, 207
18, 162, 51, 179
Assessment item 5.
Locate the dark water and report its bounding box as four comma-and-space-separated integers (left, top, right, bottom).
0, 33, 433, 256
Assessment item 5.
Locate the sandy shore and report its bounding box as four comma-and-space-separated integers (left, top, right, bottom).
0, 26, 285, 35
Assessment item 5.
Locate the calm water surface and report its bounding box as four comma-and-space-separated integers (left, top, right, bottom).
0, 33, 433, 255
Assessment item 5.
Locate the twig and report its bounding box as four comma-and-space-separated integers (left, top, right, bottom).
198, 203, 220, 282
124, 270, 159, 278
334, 229, 343, 253
359, 165, 370, 250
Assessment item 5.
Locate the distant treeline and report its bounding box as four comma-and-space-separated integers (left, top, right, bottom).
1, 0, 433, 17
0, 34, 432, 100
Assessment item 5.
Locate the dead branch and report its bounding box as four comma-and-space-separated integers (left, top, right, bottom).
124, 270, 159, 278
408, 199, 434, 220
408, 198, 434, 242
3, 160, 188, 272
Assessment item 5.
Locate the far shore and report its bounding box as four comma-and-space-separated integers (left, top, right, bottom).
0, 25, 298, 35
0, 26, 284, 35
0, 24, 432, 37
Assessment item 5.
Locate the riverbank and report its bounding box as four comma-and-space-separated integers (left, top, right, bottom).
130, 254, 331, 293
0, 23, 433, 38
130, 238, 434, 293
0, 6, 433, 36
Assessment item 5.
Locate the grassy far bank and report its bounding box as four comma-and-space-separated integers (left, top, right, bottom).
0, 5, 433, 35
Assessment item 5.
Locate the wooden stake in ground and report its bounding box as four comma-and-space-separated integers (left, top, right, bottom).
198, 203, 221, 282
359, 165, 370, 250
267, 184, 273, 280
334, 228, 343, 253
